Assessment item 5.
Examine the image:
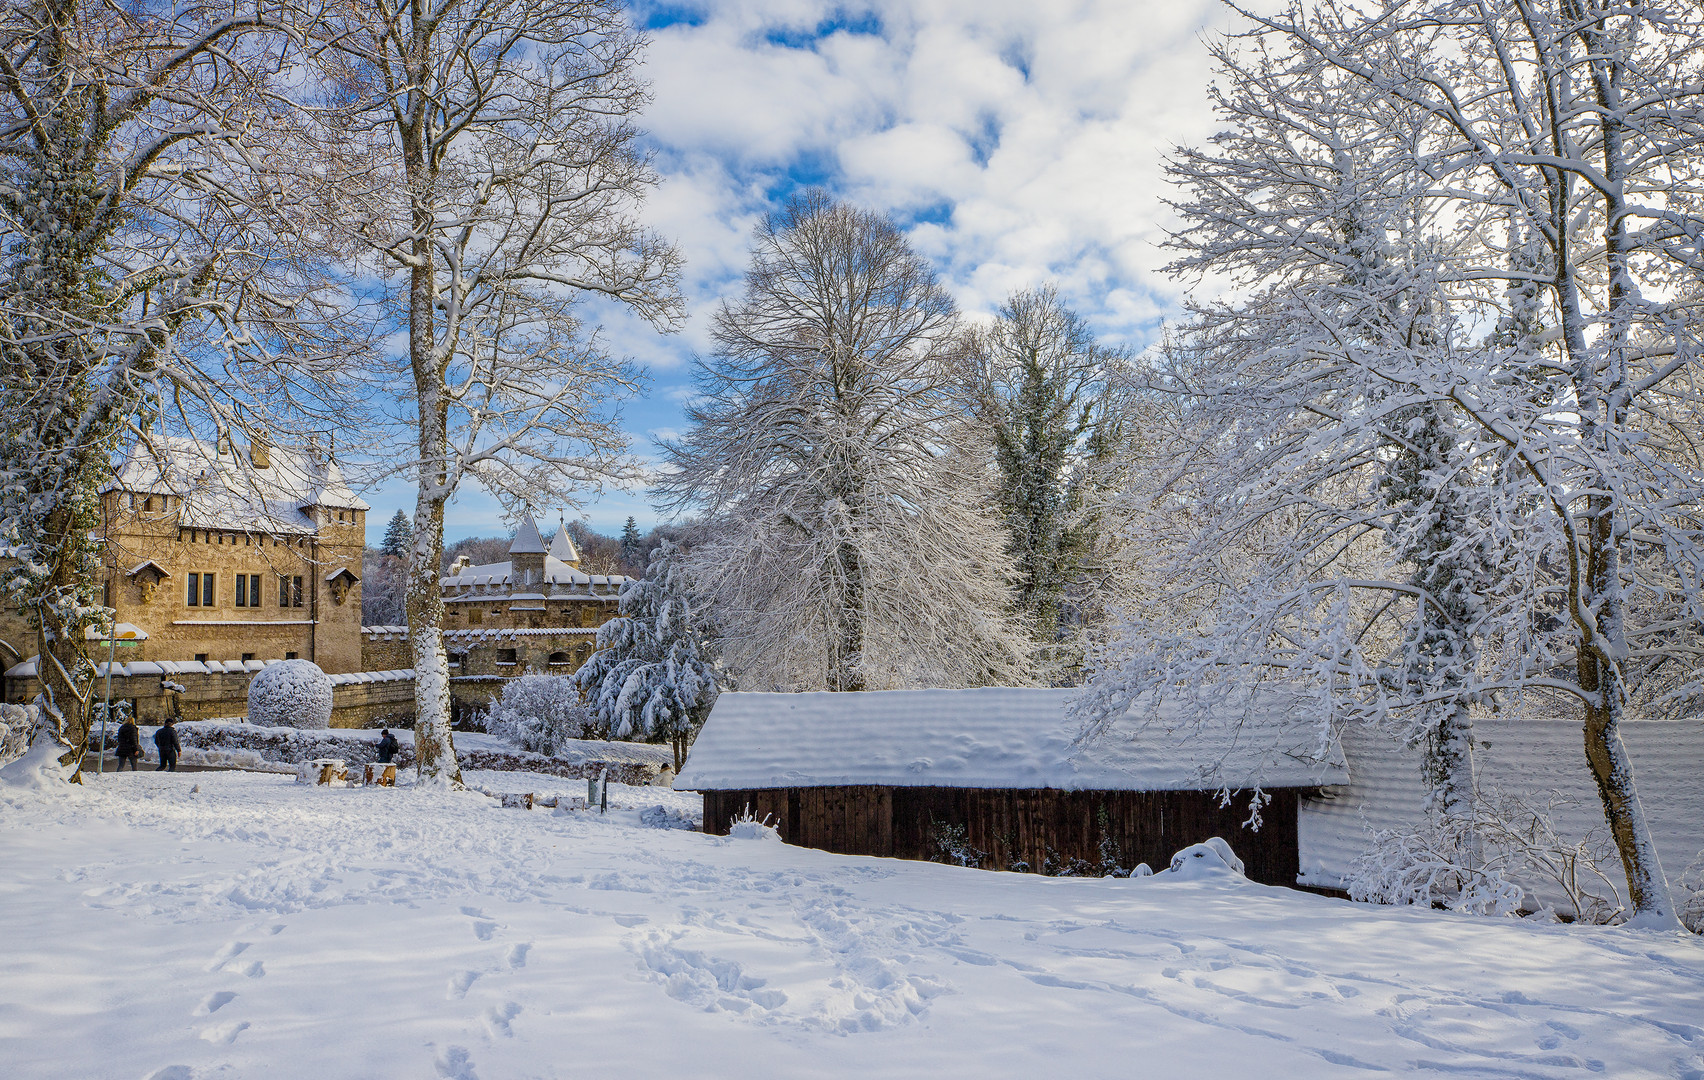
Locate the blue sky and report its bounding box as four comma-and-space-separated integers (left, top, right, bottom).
359, 0, 1235, 546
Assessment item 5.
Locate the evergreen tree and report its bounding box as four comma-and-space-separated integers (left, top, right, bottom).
381, 510, 412, 559
574, 541, 719, 769
962, 286, 1120, 660
619, 516, 643, 569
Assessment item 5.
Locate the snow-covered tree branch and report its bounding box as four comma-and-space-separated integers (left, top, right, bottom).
1081, 0, 1704, 928
658, 192, 1031, 693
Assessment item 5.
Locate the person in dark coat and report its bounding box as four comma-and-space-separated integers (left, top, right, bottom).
376, 729, 399, 764
114, 716, 142, 771
153, 718, 181, 772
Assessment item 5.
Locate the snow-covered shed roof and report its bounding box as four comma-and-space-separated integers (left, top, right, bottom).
105, 436, 367, 534
675, 688, 1348, 793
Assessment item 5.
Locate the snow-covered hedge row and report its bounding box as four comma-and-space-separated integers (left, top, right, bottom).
176, 722, 407, 768
169, 721, 662, 783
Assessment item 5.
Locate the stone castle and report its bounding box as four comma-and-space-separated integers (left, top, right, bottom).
1, 437, 630, 728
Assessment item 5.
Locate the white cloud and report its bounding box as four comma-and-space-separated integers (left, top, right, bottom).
401, 0, 1239, 540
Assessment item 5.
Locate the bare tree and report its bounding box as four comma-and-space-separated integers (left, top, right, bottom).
658, 192, 1031, 692
0, 0, 350, 767
310, 0, 681, 783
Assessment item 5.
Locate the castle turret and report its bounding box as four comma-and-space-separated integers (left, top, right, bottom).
508, 516, 547, 588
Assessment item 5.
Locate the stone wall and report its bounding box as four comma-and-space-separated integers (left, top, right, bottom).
2, 660, 414, 729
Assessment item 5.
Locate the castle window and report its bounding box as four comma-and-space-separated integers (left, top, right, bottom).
286, 651, 297, 660
548, 651, 571, 666
496, 648, 517, 666
241, 653, 254, 662
468, 608, 483, 624
186, 572, 215, 607
292, 576, 303, 607
195, 653, 209, 663
235, 574, 261, 607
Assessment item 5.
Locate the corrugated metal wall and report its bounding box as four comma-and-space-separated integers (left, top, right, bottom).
1299, 718, 1704, 909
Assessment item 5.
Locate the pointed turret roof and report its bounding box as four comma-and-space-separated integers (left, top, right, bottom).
548, 521, 580, 565
508, 515, 547, 554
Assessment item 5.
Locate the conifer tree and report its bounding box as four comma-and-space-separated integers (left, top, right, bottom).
381, 511, 411, 559
574, 541, 718, 769
619, 516, 643, 570
962, 286, 1120, 663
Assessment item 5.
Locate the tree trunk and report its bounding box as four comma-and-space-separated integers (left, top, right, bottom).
1580, 694, 1676, 927
32, 496, 97, 772
406, 479, 459, 784
1566, 10, 1680, 929
829, 538, 866, 692
402, 134, 459, 784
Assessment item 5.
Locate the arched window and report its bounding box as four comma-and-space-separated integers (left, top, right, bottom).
548, 651, 571, 666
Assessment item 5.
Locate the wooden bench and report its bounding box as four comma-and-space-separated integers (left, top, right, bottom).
303, 758, 347, 786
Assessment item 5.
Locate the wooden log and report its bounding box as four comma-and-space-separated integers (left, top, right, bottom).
500, 792, 534, 810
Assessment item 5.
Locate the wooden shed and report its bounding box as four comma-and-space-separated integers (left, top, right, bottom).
675, 689, 1348, 886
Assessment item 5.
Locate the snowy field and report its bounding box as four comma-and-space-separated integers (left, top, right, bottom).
3, 770, 1702, 1080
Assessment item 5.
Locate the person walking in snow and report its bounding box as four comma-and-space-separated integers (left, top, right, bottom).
376, 729, 399, 764
115, 716, 141, 771
153, 718, 180, 772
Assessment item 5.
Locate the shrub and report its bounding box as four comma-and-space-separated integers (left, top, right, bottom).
246, 660, 333, 729
486, 674, 601, 754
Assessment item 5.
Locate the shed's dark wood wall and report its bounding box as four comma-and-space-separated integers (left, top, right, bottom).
702, 786, 1301, 886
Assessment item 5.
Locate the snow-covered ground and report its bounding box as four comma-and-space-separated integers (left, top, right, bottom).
3, 770, 1701, 1080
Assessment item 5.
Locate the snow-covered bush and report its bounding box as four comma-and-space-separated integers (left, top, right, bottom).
728, 805, 782, 841
1679, 854, 1704, 935
1346, 791, 1625, 923
1346, 815, 1524, 917
487, 675, 600, 755
246, 660, 333, 729
1164, 839, 1246, 880
929, 822, 986, 868
0, 703, 34, 767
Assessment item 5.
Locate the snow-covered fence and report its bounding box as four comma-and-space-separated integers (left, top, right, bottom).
1300, 719, 1704, 919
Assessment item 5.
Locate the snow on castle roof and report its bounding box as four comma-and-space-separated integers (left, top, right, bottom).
548, 523, 580, 564
509, 516, 547, 554
105, 436, 367, 534
675, 688, 1348, 793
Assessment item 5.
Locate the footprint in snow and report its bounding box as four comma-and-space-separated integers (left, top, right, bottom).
448, 969, 481, 999
194, 991, 237, 1016
205, 941, 249, 972
145, 1068, 193, 1080
434, 1045, 479, 1080
471, 920, 497, 941
198, 1020, 249, 1045
484, 1002, 521, 1038
505, 943, 530, 969
242, 961, 265, 979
